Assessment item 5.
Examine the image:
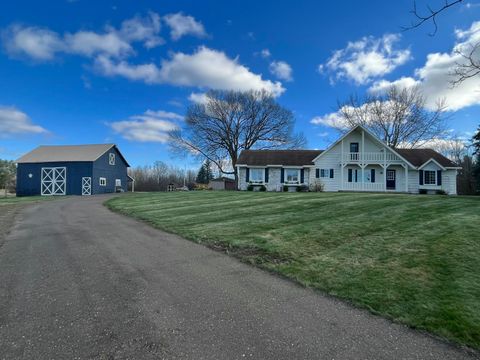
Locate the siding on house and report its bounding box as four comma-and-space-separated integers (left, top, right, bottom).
92, 147, 128, 194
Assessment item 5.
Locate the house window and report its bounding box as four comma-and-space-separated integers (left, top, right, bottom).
320, 169, 332, 178
115, 179, 121, 187
285, 169, 300, 184
348, 169, 359, 183
99, 177, 107, 186
424, 170, 436, 185
250, 168, 264, 183
109, 153, 115, 165
350, 142, 359, 152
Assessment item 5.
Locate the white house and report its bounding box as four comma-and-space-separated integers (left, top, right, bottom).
236, 125, 460, 194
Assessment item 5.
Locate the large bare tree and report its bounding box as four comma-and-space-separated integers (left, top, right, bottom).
335, 86, 447, 148
169, 90, 305, 183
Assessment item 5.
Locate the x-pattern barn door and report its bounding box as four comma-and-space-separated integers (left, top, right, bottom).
41, 167, 66, 195
82, 177, 91, 195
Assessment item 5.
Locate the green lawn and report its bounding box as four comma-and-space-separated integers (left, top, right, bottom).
106, 191, 480, 349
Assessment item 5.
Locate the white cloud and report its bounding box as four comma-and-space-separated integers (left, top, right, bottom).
368, 21, 480, 111
95, 46, 285, 96
2, 12, 163, 61
2, 25, 64, 60
188, 92, 208, 104
260, 49, 271, 58
310, 111, 348, 129
269, 60, 293, 81
163, 13, 206, 41
0, 106, 48, 137
108, 109, 182, 143
320, 33, 411, 84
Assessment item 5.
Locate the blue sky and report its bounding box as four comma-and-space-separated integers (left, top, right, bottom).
1, 0, 479, 168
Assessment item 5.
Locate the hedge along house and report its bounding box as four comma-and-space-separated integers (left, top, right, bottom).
16, 144, 130, 196
236, 125, 461, 194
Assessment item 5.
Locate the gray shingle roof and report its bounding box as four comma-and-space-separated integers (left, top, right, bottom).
16, 144, 126, 164
394, 148, 458, 168
237, 150, 323, 166
238, 148, 458, 168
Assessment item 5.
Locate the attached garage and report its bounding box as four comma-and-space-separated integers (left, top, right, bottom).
16, 144, 131, 196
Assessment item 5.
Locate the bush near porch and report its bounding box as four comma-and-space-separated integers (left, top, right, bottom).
106, 192, 480, 349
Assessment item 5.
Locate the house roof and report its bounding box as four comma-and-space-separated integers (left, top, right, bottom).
237, 150, 323, 166
17, 144, 130, 166
394, 148, 457, 168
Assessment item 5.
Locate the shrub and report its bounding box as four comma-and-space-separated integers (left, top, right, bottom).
259, 185, 267, 192
247, 184, 254, 191
283, 185, 289, 192
310, 180, 324, 192
297, 185, 309, 192
419, 189, 428, 194
436, 189, 447, 195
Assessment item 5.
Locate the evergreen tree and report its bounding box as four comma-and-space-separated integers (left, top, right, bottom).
204, 159, 214, 182
196, 162, 207, 184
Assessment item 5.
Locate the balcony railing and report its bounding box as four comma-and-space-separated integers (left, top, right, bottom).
343, 152, 399, 163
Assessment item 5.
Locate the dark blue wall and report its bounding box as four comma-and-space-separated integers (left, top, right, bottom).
92, 147, 128, 194
16, 146, 129, 196
16, 162, 92, 196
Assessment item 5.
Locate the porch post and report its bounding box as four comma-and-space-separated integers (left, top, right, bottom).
405, 165, 408, 193
361, 165, 365, 191
341, 139, 344, 190
383, 165, 387, 192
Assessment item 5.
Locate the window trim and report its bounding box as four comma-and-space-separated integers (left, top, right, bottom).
99, 177, 107, 186
109, 153, 116, 165
284, 168, 300, 184
424, 170, 437, 185
350, 142, 359, 153
249, 168, 265, 184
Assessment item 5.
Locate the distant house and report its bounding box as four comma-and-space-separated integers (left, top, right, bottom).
237, 125, 460, 194
209, 177, 236, 190
16, 144, 130, 196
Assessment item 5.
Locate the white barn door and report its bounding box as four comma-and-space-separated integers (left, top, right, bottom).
82, 177, 91, 195
41, 167, 66, 196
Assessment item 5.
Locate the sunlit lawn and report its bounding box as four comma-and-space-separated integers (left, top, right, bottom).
106, 191, 480, 349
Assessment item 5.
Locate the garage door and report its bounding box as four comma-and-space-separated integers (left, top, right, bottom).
41, 167, 66, 195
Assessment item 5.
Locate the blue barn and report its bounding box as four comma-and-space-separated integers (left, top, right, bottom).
16, 144, 131, 196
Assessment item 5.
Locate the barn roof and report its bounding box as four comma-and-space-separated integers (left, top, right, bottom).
237, 150, 323, 166
17, 144, 130, 166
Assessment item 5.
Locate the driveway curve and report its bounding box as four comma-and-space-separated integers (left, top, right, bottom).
0, 195, 477, 359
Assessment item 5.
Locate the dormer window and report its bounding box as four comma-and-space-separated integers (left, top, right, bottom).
109, 153, 115, 165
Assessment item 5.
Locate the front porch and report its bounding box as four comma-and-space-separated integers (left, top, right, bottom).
340, 164, 410, 192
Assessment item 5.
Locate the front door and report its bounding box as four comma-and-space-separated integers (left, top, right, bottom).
386, 169, 396, 190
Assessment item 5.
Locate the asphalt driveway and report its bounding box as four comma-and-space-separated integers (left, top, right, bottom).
0, 195, 477, 359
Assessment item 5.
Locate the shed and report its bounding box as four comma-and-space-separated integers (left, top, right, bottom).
209, 177, 236, 190
16, 144, 130, 196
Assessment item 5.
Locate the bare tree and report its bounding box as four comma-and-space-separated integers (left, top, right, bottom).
402, 0, 465, 36
335, 86, 447, 148
169, 90, 305, 183
452, 43, 480, 85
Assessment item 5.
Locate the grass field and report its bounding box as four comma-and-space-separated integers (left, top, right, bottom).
106, 191, 480, 349
0, 195, 56, 206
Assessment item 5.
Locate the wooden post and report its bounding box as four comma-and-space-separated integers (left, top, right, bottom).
341, 139, 344, 190
405, 165, 408, 193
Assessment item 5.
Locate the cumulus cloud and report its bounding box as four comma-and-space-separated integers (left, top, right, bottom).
108, 109, 182, 143
188, 92, 208, 104
0, 106, 48, 137
320, 33, 411, 84
269, 60, 293, 81
163, 13, 206, 41
2, 12, 163, 61
310, 111, 349, 129
369, 21, 480, 111
95, 46, 285, 96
